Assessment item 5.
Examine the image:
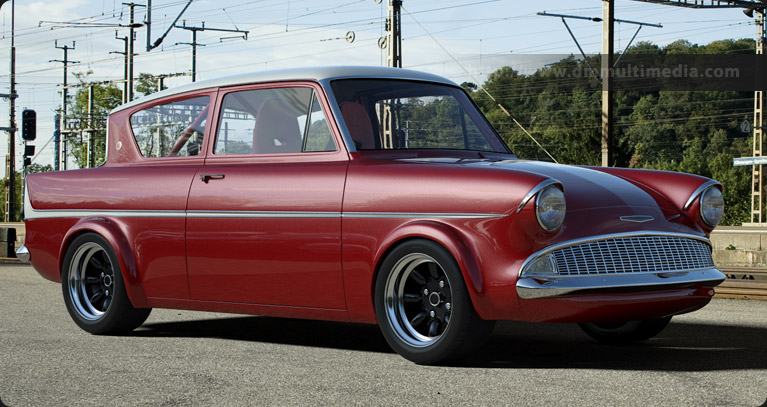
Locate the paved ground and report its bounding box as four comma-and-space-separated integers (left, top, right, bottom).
1, 263, 766, 407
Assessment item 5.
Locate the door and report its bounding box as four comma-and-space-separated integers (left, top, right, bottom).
186, 84, 349, 309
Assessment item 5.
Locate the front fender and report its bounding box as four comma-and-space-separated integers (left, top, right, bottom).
60, 218, 149, 308
373, 221, 484, 294
362, 220, 488, 321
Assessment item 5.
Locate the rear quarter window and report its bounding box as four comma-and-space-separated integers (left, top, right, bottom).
129, 96, 210, 158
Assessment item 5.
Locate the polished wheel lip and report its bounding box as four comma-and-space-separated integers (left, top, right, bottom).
384, 253, 453, 348
68, 242, 114, 321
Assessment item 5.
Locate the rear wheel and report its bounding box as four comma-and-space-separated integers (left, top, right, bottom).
579, 317, 672, 345
374, 239, 494, 364
62, 233, 151, 334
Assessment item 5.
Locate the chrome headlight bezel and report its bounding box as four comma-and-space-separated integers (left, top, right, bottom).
699, 186, 724, 227
535, 185, 566, 232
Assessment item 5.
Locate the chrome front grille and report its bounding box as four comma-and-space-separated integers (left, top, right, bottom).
551, 235, 714, 276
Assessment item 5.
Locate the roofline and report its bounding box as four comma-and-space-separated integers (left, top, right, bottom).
110, 66, 458, 114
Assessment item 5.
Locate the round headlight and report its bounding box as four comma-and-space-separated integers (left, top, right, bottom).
535, 185, 566, 231
700, 186, 724, 227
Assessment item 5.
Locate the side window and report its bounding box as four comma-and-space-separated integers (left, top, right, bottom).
214, 87, 336, 155
129, 96, 209, 158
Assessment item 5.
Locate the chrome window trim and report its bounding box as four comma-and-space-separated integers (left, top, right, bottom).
319, 78, 357, 153
516, 179, 562, 214
517, 231, 712, 278
112, 66, 457, 115
683, 180, 721, 211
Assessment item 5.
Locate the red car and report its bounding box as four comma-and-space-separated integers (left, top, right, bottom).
18, 66, 725, 364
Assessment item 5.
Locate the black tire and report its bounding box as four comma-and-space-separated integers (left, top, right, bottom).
374, 239, 495, 364
61, 233, 151, 334
579, 317, 672, 345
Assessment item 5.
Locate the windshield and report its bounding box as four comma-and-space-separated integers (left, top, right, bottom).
330, 79, 509, 153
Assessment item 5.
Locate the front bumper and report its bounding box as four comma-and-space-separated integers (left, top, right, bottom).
516, 268, 725, 299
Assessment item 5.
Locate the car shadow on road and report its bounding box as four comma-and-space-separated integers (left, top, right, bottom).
137, 317, 767, 371
461, 320, 767, 371
137, 316, 394, 354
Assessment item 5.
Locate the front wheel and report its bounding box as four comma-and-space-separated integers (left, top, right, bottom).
579, 317, 672, 345
374, 239, 494, 364
61, 233, 151, 334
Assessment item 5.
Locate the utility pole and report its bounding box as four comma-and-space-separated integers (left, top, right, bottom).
112, 31, 130, 104
380, 0, 402, 149
386, 0, 402, 68
126, 3, 138, 102
87, 85, 95, 168
601, 0, 615, 167
50, 41, 78, 171
53, 114, 60, 170
175, 22, 248, 82
114, 3, 143, 102
0, 0, 17, 221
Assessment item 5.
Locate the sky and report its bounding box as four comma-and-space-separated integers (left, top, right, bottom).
0, 0, 761, 173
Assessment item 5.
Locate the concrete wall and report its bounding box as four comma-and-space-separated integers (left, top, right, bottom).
710, 227, 767, 268
0, 223, 25, 258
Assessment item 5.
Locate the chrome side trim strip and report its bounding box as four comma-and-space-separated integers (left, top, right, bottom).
187, 210, 340, 219
342, 212, 507, 219
516, 268, 725, 299
516, 179, 561, 213
24, 208, 506, 220
25, 209, 187, 219
683, 180, 721, 211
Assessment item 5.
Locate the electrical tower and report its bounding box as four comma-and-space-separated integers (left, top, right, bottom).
748, 9, 765, 224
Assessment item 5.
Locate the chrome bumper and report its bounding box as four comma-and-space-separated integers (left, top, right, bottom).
16, 245, 30, 263
516, 268, 725, 299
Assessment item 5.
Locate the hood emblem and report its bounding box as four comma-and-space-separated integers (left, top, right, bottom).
620, 215, 654, 223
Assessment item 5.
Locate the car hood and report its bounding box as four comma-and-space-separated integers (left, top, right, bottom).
402, 157, 658, 211
398, 157, 692, 235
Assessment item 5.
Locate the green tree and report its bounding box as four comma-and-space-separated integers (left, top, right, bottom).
135, 73, 168, 97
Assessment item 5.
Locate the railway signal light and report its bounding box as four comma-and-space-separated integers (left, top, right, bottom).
22, 109, 36, 141
23, 144, 35, 167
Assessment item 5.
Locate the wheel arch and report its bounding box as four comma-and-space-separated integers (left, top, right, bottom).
59, 219, 148, 307
370, 221, 485, 315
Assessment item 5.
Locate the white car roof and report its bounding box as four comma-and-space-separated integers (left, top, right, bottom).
111, 66, 458, 114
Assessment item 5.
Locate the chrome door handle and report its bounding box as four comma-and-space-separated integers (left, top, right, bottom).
200, 174, 225, 183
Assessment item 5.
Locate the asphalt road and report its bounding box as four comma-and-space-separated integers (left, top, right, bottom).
1, 263, 766, 407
